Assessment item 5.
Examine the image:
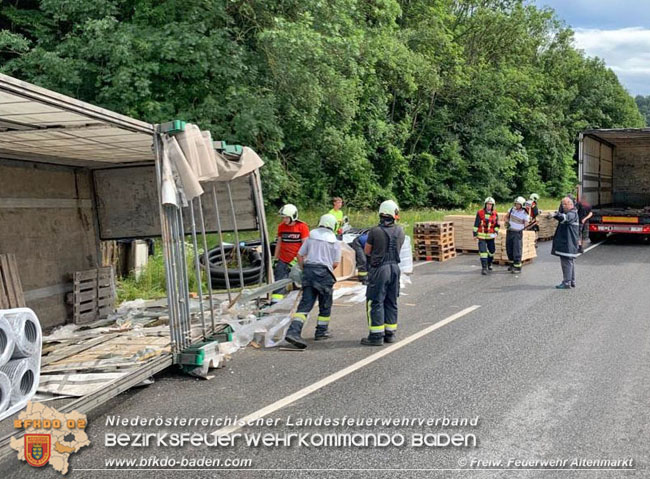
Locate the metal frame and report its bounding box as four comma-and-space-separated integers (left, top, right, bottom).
153, 127, 273, 354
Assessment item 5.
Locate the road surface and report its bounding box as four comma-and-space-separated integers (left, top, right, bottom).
2, 239, 648, 478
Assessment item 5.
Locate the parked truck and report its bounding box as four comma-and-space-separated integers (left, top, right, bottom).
578, 128, 650, 242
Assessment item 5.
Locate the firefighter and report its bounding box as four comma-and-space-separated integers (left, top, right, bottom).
361, 200, 405, 346
525, 193, 540, 233
473, 197, 500, 275
285, 214, 341, 349
504, 196, 529, 273
351, 229, 370, 284
271, 204, 310, 303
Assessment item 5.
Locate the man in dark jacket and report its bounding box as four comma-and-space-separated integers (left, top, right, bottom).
550, 197, 580, 289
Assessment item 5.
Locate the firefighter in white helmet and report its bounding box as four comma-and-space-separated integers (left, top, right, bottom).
285, 214, 341, 349
272, 204, 309, 303
361, 200, 405, 346
504, 196, 530, 273
473, 197, 500, 275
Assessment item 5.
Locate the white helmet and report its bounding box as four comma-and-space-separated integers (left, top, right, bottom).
279, 204, 298, 221
514, 196, 526, 206
379, 200, 399, 219
318, 213, 337, 231
529, 193, 539, 202
525, 200, 533, 207
484, 196, 495, 206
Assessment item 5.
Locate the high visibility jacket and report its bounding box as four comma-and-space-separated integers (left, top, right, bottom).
473, 209, 500, 239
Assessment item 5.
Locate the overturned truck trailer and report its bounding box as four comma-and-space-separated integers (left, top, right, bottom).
0, 73, 271, 419
578, 128, 650, 241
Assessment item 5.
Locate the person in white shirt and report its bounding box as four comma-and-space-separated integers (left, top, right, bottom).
504, 196, 529, 273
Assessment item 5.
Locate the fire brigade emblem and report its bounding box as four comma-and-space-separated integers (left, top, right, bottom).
25, 434, 51, 467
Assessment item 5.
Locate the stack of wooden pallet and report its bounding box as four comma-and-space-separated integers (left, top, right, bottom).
443, 214, 508, 252
536, 212, 557, 240
413, 221, 456, 262
493, 230, 537, 264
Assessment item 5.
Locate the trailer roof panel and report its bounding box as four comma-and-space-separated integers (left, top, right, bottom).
582, 128, 650, 146
0, 74, 154, 167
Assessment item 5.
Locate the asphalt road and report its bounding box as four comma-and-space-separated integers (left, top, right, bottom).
2, 238, 649, 478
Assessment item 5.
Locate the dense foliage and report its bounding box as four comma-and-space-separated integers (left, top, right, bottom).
636, 96, 650, 126
0, 0, 644, 208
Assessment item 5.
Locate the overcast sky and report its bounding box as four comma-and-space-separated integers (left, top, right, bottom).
533, 0, 650, 96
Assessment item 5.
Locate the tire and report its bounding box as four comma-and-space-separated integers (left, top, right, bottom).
589, 232, 606, 243
200, 244, 264, 288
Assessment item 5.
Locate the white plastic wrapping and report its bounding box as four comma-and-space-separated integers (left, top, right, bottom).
399, 235, 413, 274
0, 317, 15, 367
228, 314, 294, 349
0, 371, 11, 413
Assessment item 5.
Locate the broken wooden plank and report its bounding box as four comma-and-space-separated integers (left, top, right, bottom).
0, 253, 25, 308
38, 372, 128, 397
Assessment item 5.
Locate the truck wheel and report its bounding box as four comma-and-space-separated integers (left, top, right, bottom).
589, 232, 606, 243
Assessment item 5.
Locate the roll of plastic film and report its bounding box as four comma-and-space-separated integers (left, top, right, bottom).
0, 317, 15, 367
5, 310, 41, 359
0, 358, 37, 405
0, 371, 11, 413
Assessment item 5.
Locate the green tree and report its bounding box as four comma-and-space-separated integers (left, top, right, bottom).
0, 0, 644, 208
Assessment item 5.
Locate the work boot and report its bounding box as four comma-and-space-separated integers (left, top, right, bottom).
570, 282, 576, 288
384, 333, 397, 344
360, 335, 384, 346
314, 331, 331, 341
487, 263, 493, 272
555, 283, 571, 290
285, 319, 307, 349
507, 264, 513, 272
481, 267, 488, 276
512, 267, 521, 274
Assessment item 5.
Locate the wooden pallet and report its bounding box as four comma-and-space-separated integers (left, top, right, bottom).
416, 244, 456, 255
414, 238, 455, 247
73, 267, 115, 324
414, 221, 454, 235
414, 233, 454, 241
0, 253, 25, 309
414, 250, 457, 262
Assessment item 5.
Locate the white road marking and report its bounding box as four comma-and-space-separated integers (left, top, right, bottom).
413, 260, 433, 268
213, 305, 481, 437
581, 239, 605, 255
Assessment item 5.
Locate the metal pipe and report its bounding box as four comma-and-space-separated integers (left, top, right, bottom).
252, 170, 273, 286
169, 208, 186, 350
211, 185, 232, 302
177, 207, 192, 349
163, 207, 182, 352
197, 195, 216, 331
152, 131, 181, 354
226, 182, 246, 290
188, 198, 207, 338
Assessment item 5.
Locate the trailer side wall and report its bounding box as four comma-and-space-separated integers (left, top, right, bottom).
0, 159, 99, 329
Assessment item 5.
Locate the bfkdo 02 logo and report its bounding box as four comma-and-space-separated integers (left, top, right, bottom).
25, 434, 51, 467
